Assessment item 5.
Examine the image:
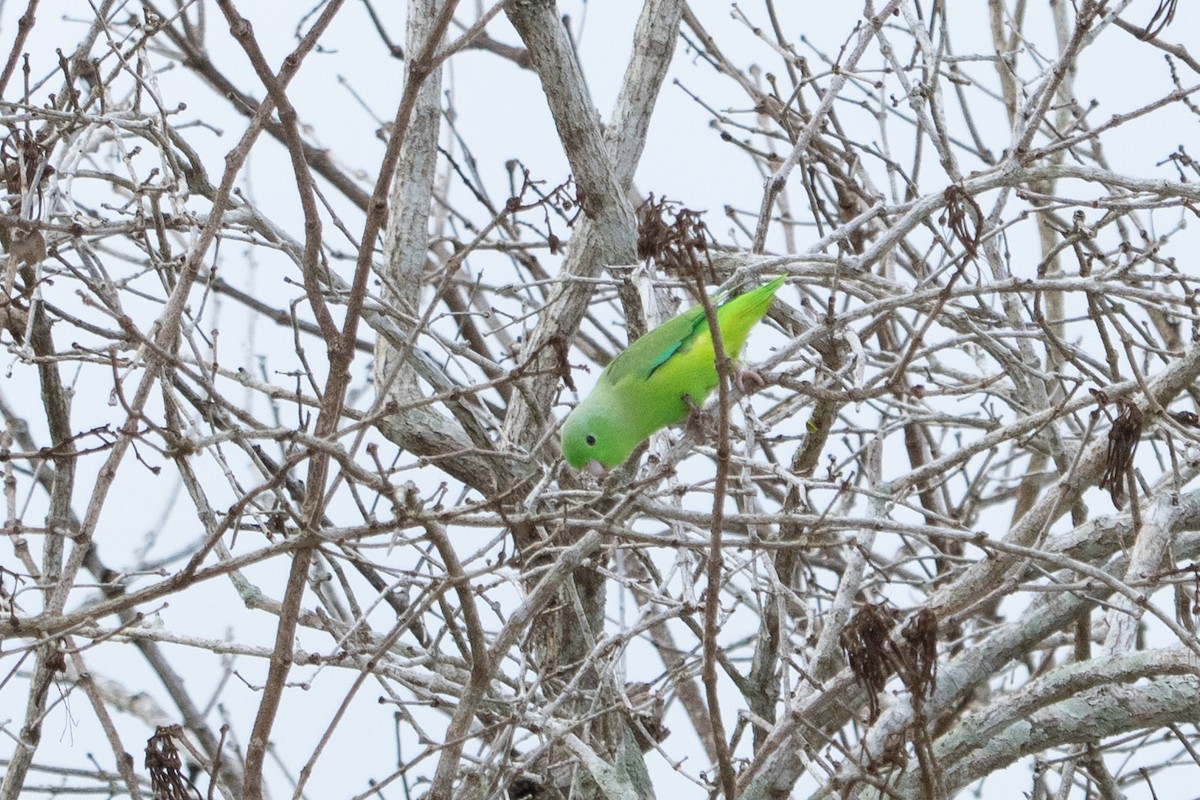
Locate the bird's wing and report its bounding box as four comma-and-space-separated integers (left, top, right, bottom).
599, 304, 709, 387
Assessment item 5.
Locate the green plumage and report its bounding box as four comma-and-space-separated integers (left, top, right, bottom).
561, 276, 785, 472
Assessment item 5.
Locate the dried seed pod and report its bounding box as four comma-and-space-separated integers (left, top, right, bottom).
1099, 398, 1143, 509
840, 602, 899, 722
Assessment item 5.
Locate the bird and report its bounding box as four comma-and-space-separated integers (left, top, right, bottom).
561, 275, 785, 475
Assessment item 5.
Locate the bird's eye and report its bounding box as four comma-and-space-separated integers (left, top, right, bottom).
586, 434, 596, 446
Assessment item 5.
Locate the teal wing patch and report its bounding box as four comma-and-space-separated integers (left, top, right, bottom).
592, 278, 781, 390
600, 305, 708, 386
645, 311, 708, 377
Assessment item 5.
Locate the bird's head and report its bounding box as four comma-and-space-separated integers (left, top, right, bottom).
561, 402, 632, 476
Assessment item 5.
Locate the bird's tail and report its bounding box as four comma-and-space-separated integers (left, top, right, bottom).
715, 275, 786, 354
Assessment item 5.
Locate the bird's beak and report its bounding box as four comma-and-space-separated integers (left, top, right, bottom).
585, 460, 607, 479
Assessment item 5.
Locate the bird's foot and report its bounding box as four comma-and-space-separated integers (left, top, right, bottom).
681, 393, 707, 434
734, 368, 767, 394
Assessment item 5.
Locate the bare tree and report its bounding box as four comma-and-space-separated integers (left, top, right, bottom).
3, 1, 1200, 798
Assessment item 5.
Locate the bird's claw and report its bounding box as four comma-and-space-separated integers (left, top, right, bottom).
734, 368, 766, 394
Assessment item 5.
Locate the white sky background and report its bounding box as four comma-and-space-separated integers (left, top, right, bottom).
2, 1, 1200, 798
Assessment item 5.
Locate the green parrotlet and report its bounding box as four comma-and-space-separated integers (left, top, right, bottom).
562, 275, 785, 475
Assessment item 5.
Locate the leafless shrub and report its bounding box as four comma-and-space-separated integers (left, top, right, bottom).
1, 2, 1200, 799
